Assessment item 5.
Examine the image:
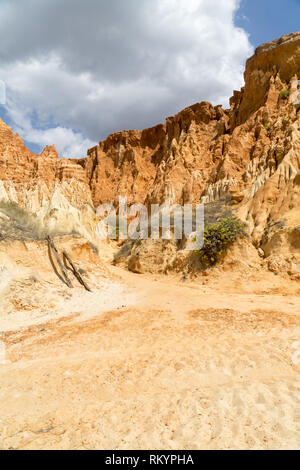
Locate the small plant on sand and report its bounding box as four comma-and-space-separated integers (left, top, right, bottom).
280, 89, 290, 100
196, 216, 247, 267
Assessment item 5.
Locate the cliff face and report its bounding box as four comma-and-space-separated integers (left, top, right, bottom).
86, 102, 231, 208
86, 33, 300, 213
0, 32, 299, 274
85, 32, 300, 275
0, 119, 98, 243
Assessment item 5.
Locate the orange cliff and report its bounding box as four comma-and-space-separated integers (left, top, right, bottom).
0, 118, 98, 244
0, 122, 87, 187
84, 32, 300, 276
86, 33, 300, 214
0, 118, 91, 208
0, 32, 299, 275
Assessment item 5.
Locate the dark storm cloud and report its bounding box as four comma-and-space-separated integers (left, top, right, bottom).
0, 0, 253, 156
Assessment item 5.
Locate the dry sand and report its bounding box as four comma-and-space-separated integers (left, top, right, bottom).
0, 239, 299, 450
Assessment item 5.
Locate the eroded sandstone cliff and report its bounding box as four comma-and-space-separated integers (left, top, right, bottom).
0, 32, 299, 275
0, 119, 99, 242
85, 32, 300, 276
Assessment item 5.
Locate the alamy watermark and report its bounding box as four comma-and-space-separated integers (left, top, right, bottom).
0, 80, 6, 105
96, 197, 204, 250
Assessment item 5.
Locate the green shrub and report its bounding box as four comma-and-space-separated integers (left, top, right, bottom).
280, 89, 290, 100
196, 216, 247, 267
264, 122, 271, 131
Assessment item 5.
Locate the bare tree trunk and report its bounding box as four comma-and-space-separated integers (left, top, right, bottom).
63, 250, 92, 292
47, 236, 73, 289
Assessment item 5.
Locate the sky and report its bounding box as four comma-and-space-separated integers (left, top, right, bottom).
235, 0, 300, 47
0, 0, 299, 158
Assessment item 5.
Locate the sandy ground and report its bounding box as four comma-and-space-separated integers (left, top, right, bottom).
0, 239, 299, 450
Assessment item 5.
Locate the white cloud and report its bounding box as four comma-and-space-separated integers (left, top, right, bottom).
18, 122, 94, 159
0, 0, 253, 158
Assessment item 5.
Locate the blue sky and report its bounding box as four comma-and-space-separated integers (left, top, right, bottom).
0, 0, 299, 157
236, 0, 300, 47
